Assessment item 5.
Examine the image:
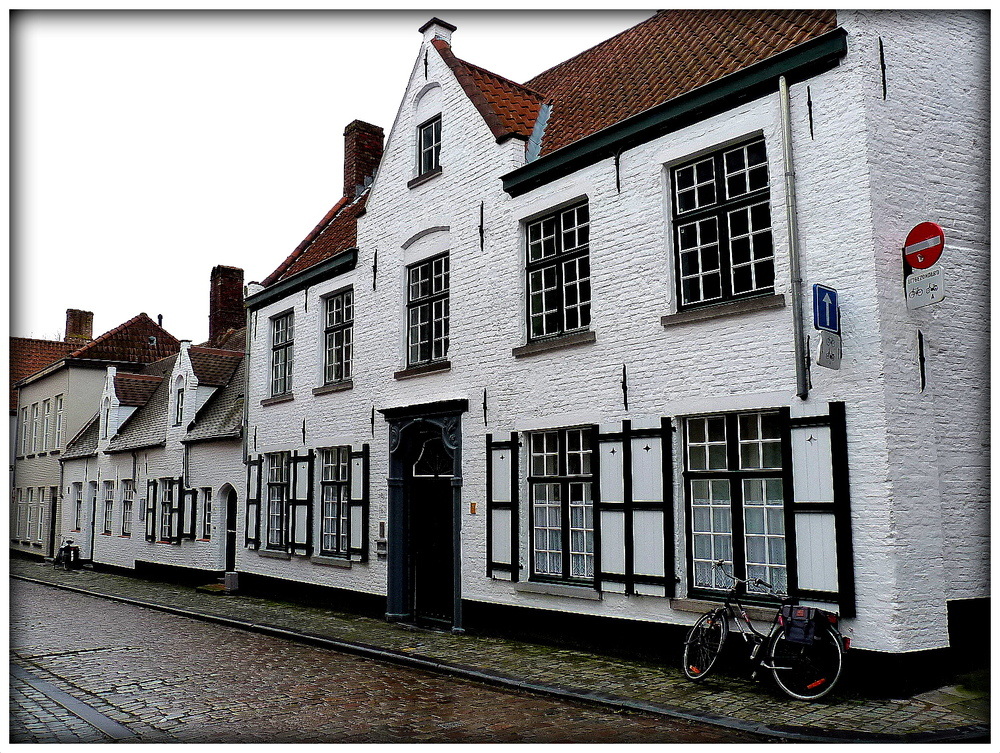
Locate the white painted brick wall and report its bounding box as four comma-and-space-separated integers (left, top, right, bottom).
243, 12, 987, 653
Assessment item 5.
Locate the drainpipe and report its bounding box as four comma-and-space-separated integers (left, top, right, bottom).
780, 75, 810, 400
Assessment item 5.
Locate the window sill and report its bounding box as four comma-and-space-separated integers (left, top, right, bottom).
394, 360, 451, 380
197, 538, 211, 542
311, 555, 352, 568
661, 293, 786, 327
100, 532, 112, 536
512, 329, 596, 359
25, 454, 35, 459
407, 166, 442, 189
515, 581, 601, 601
312, 380, 354, 397
37, 452, 48, 457
260, 394, 294, 407
119, 535, 131, 538
670, 597, 775, 622
49, 449, 60, 456
258, 549, 291, 560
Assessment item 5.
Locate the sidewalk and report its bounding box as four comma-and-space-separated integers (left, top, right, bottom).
9, 559, 989, 743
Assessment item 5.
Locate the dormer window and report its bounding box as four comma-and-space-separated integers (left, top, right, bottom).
417, 115, 441, 176
174, 378, 185, 426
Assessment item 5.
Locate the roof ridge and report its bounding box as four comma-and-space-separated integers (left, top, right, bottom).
189, 346, 244, 357
68, 312, 176, 359
10, 336, 72, 346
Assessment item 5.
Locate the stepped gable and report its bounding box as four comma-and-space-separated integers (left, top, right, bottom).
61, 413, 100, 460
431, 38, 545, 142
184, 358, 246, 444
67, 313, 180, 364
9, 337, 73, 410
262, 194, 366, 287
113, 373, 163, 407
189, 346, 243, 387
524, 9, 838, 156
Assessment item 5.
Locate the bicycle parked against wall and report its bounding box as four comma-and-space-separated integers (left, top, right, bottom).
682, 560, 847, 701
53, 539, 80, 571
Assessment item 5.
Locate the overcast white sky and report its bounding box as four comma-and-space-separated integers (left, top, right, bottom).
10, 8, 654, 343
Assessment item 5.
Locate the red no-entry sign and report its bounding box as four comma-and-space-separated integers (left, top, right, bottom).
904, 222, 945, 269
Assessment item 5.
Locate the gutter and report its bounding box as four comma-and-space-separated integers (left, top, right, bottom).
501, 28, 848, 198
245, 248, 357, 312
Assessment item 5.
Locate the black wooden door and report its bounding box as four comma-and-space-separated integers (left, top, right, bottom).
409, 475, 454, 628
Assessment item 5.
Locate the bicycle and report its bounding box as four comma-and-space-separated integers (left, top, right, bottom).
53, 539, 80, 571
682, 560, 846, 701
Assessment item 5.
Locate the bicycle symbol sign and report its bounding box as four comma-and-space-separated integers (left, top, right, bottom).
905, 267, 945, 310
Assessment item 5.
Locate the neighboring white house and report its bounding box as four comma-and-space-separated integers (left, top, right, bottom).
12, 311, 180, 558
58, 267, 247, 578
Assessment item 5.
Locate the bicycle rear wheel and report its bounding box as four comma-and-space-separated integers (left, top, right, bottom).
682, 610, 728, 681
768, 626, 843, 700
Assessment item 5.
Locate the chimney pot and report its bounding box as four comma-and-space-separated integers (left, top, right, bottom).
419, 17, 456, 44
64, 309, 94, 344
209, 265, 245, 345
343, 120, 384, 198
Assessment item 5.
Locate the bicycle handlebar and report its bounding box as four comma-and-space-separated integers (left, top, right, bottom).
713, 559, 785, 598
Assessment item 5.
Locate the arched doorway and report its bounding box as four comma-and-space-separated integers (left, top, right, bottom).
218, 484, 238, 572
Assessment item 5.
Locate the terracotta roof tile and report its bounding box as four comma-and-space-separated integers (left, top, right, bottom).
113, 373, 163, 407
67, 313, 180, 365
524, 10, 838, 156
432, 38, 544, 142
189, 346, 244, 387
262, 194, 366, 287
9, 337, 73, 411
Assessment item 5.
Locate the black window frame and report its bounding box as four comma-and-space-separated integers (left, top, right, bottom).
201, 487, 212, 539
406, 252, 450, 367
417, 114, 442, 176
683, 410, 791, 602
527, 426, 596, 584
671, 138, 774, 310
319, 446, 351, 557
323, 288, 354, 385
525, 201, 591, 342
173, 380, 185, 426
266, 451, 290, 550
270, 310, 294, 396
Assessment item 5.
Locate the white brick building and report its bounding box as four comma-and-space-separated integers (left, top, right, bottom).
238, 10, 985, 674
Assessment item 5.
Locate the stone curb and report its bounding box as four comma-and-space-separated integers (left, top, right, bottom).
11, 575, 990, 744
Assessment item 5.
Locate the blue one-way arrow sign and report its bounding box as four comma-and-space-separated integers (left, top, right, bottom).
813, 284, 840, 333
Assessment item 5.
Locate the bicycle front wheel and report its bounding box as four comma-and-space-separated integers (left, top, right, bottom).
768, 626, 843, 700
682, 609, 728, 681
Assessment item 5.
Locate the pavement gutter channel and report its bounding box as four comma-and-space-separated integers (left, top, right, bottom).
10, 574, 989, 744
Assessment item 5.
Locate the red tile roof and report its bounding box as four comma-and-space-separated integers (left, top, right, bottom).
67, 313, 180, 365
114, 372, 164, 407
524, 9, 838, 156
432, 38, 545, 143
189, 346, 244, 387
262, 194, 366, 287
9, 337, 73, 411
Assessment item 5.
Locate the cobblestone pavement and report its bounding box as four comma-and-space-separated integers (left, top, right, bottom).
10, 578, 770, 743
10, 559, 990, 742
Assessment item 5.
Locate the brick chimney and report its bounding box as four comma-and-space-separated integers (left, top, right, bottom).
209, 266, 245, 345
343, 120, 384, 198
64, 309, 93, 344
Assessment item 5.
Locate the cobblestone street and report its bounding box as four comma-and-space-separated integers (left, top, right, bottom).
10, 579, 770, 743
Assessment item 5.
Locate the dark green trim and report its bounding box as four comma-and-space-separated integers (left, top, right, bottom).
245, 249, 357, 311
502, 28, 848, 198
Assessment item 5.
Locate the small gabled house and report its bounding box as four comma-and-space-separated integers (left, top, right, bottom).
12, 311, 180, 558
59, 267, 248, 578
242, 10, 986, 678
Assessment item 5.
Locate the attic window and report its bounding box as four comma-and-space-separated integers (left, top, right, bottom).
174, 377, 185, 426
417, 115, 441, 176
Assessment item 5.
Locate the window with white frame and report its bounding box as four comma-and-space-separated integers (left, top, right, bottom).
324, 289, 353, 384
270, 312, 294, 396
686, 411, 786, 595
528, 428, 595, 582
417, 114, 441, 176
26, 488, 36, 541
525, 202, 591, 341
122, 480, 135, 536
54, 394, 64, 449
41, 400, 51, 451
160, 480, 173, 540
671, 138, 773, 308
201, 488, 212, 539
320, 447, 350, 556
406, 254, 449, 366
30, 403, 40, 453
19, 407, 29, 456
266, 452, 290, 548
72, 483, 83, 530
103, 481, 115, 534
174, 378, 185, 426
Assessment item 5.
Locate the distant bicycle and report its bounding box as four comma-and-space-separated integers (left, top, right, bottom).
53, 539, 80, 571
682, 560, 847, 701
